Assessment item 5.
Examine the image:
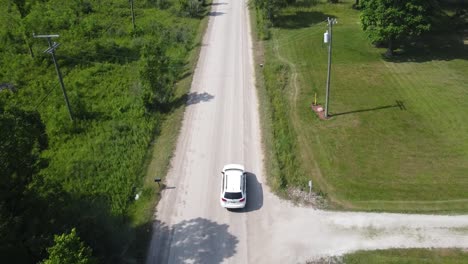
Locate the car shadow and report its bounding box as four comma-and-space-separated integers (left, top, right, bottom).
228, 172, 263, 213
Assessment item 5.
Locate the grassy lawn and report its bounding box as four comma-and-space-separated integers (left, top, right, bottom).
262, 0, 468, 213
344, 248, 468, 264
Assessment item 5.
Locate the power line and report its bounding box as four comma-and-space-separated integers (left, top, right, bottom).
59, 54, 188, 70
35, 83, 59, 109
266, 28, 322, 49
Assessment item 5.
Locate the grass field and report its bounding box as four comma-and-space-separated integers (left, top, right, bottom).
261, 0, 468, 213
1, 0, 213, 261
126, 3, 212, 261
344, 248, 468, 264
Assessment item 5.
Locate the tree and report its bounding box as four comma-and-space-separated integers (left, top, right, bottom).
0, 0, 37, 57
0, 103, 48, 262
41, 228, 96, 264
178, 0, 202, 17
0, 105, 46, 196
139, 42, 175, 111
253, 0, 286, 24
360, 0, 436, 57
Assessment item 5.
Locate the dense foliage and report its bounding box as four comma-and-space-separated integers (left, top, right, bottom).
252, 0, 322, 39
252, 0, 287, 39
140, 42, 175, 110
360, 0, 438, 56
0, 0, 206, 262
0, 103, 46, 261
42, 228, 96, 264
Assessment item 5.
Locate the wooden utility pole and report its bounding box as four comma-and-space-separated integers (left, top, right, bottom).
33, 34, 73, 121
324, 18, 337, 119
129, 0, 136, 30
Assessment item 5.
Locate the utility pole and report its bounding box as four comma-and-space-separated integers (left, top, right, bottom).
324, 17, 337, 119
33, 34, 73, 121
129, 0, 136, 31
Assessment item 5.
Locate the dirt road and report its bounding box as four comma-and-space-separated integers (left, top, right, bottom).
145, 0, 468, 263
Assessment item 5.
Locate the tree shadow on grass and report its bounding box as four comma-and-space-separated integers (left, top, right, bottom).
60, 44, 139, 68
331, 100, 406, 117
146, 218, 238, 264
288, 0, 321, 8
21, 181, 136, 264
275, 11, 333, 29
384, 34, 468, 63
227, 172, 263, 213
383, 8, 468, 62
68, 195, 134, 263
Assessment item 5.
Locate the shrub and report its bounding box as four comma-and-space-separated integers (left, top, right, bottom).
178, 0, 203, 17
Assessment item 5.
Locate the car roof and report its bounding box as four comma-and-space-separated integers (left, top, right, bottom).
222, 164, 245, 172
224, 169, 243, 192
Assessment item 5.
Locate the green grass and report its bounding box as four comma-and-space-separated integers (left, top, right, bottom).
126, 5, 211, 260
0, 0, 211, 262
344, 249, 468, 264
261, 0, 468, 212
251, 8, 287, 195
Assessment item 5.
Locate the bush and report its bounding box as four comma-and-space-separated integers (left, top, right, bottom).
42, 228, 96, 264
0, 0, 206, 262
177, 0, 203, 17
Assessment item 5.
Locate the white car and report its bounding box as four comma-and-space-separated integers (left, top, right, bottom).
220, 164, 247, 209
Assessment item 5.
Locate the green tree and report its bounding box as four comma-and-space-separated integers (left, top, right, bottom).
253, 0, 286, 24
0, 103, 48, 262
178, 0, 202, 17
0, 0, 37, 57
139, 42, 175, 111
42, 228, 96, 264
360, 0, 436, 56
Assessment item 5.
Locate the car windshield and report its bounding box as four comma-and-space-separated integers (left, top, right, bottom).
224, 192, 242, 199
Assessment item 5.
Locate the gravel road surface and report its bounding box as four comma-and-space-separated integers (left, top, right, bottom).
146, 0, 468, 263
